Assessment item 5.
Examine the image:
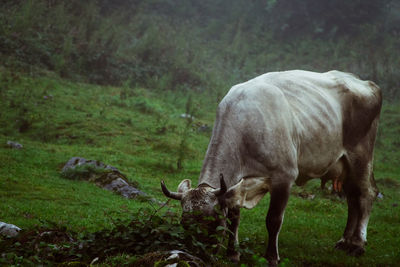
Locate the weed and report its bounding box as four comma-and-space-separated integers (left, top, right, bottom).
133, 96, 162, 115
176, 95, 196, 170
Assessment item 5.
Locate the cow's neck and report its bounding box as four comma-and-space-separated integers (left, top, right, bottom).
198, 132, 243, 189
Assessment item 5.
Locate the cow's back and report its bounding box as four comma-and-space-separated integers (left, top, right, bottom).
258, 70, 381, 176
228, 70, 380, 177
199, 70, 382, 187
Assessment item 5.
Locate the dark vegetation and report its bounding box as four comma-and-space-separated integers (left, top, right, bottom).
1, 0, 400, 266
1, 0, 400, 99
0, 208, 222, 266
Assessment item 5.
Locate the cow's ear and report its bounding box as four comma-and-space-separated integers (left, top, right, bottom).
177, 179, 192, 193
223, 180, 245, 208
224, 178, 268, 209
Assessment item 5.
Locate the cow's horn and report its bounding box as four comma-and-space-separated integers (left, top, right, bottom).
161, 180, 183, 200
215, 174, 227, 197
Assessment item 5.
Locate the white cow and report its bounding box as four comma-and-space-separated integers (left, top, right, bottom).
161, 70, 382, 265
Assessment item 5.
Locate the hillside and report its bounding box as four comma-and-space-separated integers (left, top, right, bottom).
1, 71, 399, 265
1, 0, 399, 265
0, 69, 215, 226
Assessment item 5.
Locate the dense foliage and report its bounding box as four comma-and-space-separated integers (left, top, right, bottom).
0, 208, 197, 265
0, 206, 271, 266
1, 0, 399, 99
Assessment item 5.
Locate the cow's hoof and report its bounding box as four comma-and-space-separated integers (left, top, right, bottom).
267, 259, 279, 267
335, 239, 365, 256
347, 245, 365, 257
266, 256, 279, 267
228, 252, 240, 263
335, 239, 350, 251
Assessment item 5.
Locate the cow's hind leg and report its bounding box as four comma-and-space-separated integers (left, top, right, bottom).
335, 153, 378, 256
265, 182, 291, 266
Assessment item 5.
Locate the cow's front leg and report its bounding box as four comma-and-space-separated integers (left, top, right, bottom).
265, 183, 291, 266
226, 207, 241, 262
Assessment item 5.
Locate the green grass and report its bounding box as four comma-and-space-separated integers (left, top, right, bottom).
0, 71, 399, 266
239, 179, 400, 266
0, 141, 147, 232
0, 71, 214, 230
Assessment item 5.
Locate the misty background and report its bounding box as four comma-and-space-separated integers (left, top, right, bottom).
1, 0, 399, 100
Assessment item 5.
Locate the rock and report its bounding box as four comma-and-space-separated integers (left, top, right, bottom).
61, 157, 162, 203
62, 157, 119, 173
180, 113, 195, 120
103, 177, 146, 199
6, 141, 23, 149
137, 250, 205, 267
298, 191, 315, 200
38, 230, 74, 243
0, 222, 21, 237
164, 250, 205, 267
197, 124, 211, 133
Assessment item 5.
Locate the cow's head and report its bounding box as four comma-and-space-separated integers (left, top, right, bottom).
161, 175, 228, 238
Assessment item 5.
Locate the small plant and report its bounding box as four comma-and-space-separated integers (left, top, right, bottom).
132, 96, 162, 115
176, 95, 196, 170
155, 114, 171, 135
279, 257, 292, 267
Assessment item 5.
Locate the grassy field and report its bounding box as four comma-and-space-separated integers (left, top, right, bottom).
0, 71, 399, 266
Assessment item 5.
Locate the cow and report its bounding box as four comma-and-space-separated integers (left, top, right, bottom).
161, 70, 382, 265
